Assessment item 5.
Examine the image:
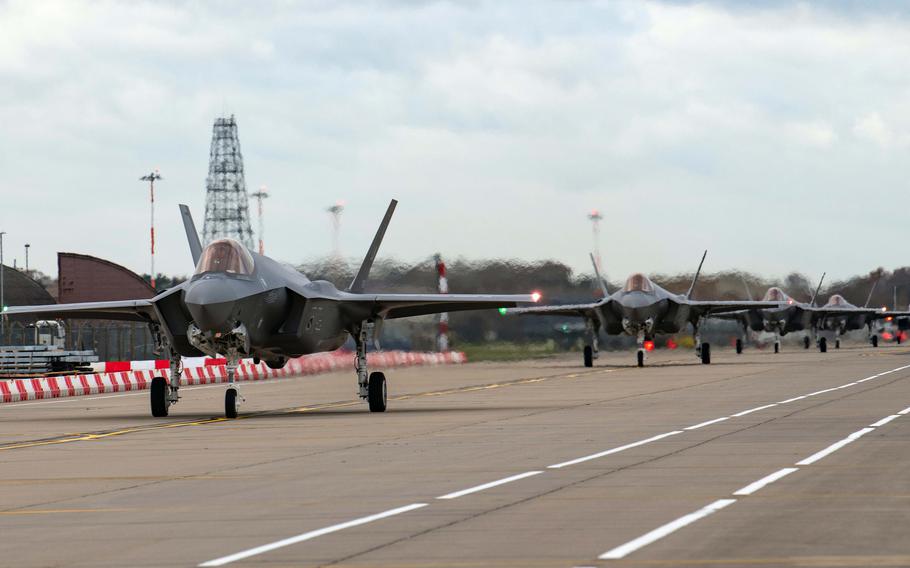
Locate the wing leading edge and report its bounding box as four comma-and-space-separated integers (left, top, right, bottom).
340, 292, 537, 320
4, 299, 158, 323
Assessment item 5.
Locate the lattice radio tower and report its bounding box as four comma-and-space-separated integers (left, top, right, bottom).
202, 115, 255, 249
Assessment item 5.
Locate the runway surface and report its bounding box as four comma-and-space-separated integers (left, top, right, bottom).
2, 343, 910, 567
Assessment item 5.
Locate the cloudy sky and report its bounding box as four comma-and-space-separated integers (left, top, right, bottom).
2, 0, 908, 284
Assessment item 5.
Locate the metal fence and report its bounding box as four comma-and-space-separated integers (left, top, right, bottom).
0, 320, 156, 361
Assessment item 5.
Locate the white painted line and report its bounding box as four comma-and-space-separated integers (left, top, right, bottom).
796, 428, 875, 466
684, 416, 730, 430
837, 382, 858, 389
198, 503, 427, 567
436, 471, 543, 500
778, 395, 807, 404
856, 375, 880, 383
805, 387, 840, 397
598, 499, 737, 560
898, 406, 910, 416
548, 431, 683, 469
870, 415, 900, 428
733, 467, 799, 496
731, 403, 777, 417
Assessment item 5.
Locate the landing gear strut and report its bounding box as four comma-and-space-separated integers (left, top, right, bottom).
695, 319, 711, 365
583, 317, 599, 368
224, 353, 243, 418
355, 320, 387, 413
150, 339, 182, 418
636, 330, 646, 367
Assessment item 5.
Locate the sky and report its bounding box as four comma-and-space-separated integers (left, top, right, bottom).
1, 0, 908, 284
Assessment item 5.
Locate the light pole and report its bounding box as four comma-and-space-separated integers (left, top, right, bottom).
24, 243, 30, 274
139, 169, 163, 289
588, 209, 604, 280
250, 186, 270, 255
327, 201, 345, 260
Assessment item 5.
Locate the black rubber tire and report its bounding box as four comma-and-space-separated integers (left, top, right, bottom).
804, 336, 811, 349
835, 339, 841, 349
774, 342, 780, 354
368, 371, 387, 412
637, 350, 644, 367
897, 335, 902, 345
819, 337, 827, 353
735, 339, 743, 354
700, 343, 711, 365
872, 335, 879, 348
583, 346, 593, 368
225, 388, 238, 418
150, 376, 169, 417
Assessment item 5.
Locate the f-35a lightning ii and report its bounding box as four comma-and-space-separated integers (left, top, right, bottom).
713, 275, 910, 353
507, 252, 781, 367
5, 200, 537, 418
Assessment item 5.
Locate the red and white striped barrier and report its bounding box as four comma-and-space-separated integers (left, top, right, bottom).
0, 350, 466, 404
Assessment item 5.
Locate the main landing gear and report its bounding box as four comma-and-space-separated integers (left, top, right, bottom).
804, 336, 811, 350
819, 337, 827, 353
355, 321, 387, 412
223, 353, 244, 418
871, 334, 879, 348
695, 320, 711, 365
150, 341, 182, 418
582, 317, 600, 368
735, 338, 743, 355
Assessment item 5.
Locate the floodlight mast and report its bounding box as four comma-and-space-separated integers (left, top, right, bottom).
139, 169, 163, 289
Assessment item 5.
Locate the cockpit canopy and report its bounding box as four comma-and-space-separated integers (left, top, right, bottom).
623, 273, 655, 293
194, 239, 255, 276
825, 294, 849, 307
762, 287, 789, 302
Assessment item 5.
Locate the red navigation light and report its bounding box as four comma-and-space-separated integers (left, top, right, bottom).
644, 340, 655, 352
882, 332, 894, 341
531, 291, 542, 302
666, 339, 678, 350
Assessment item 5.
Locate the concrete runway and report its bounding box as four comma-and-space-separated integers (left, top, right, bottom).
2, 343, 910, 567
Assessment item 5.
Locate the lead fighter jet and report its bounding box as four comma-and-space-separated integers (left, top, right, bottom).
507, 252, 781, 367
5, 200, 537, 418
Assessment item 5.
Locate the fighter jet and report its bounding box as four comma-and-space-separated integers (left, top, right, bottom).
709, 275, 827, 354
715, 275, 910, 353
5, 200, 537, 418
507, 252, 781, 367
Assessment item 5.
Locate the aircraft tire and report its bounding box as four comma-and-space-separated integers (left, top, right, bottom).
700, 343, 711, 365
735, 339, 743, 354
835, 339, 841, 349
637, 350, 644, 367
150, 377, 169, 417
819, 337, 827, 353
897, 335, 902, 345
872, 335, 879, 348
225, 388, 238, 418
774, 342, 780, 354
583, 346, 593, 368
368, 372, 387, 413
804, 336, 811, 349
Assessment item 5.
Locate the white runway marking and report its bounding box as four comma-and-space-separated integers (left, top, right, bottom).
805, 387, 840, 397
684, 416, 730, 430
437, 471, 543, 500
796, 427, 875, 466
198, 503, 428, 567
870, 415, 900, 427
899, 406, 910, 415
733, 467, 799, 496
778, 395, 807, 404
598, 499, 737, 560
548, 431, 683, 469
731, 403, 777, 417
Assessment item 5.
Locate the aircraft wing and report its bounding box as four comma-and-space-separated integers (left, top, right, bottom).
505, 300, 606, 319
3, 299, 158, 323
341, 293, 537, 320
686, 300, 782, 316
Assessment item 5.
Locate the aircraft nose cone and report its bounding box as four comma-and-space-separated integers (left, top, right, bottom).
186, 301, 235, 333
185, 279, 239, 333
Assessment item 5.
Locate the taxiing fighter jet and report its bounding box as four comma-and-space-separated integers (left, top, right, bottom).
507, 252, 781, 367
709, 275, 828, 354
714, 275, 910, 353
5, 200, 537, 418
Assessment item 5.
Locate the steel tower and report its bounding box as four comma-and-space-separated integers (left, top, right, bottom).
202, 115, 255, 249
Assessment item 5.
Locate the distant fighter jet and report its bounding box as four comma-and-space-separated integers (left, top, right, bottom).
507, 252, 781, 367
714, 275, 910, 353
5, 200, 537, 418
